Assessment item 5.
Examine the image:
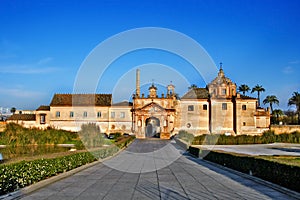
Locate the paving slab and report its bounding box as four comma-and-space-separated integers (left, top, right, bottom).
15, 139, 300, 200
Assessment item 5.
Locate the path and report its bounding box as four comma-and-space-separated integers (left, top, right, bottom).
19, 139, 299, 200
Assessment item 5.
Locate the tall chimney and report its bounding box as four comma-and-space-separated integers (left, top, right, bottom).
136, 69, 140, 97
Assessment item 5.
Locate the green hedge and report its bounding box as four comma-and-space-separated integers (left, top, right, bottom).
192, 130, 300, 145
0, 136, 135, 196
0, 152, 95, 195
188, 146, 300, 192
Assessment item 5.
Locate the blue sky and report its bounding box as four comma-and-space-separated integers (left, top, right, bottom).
0, 0, 299, 111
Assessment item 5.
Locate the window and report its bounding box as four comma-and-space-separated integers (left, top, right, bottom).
186, 123, 191, 128
203, 104, 208, 110
243, 122, 246, 126
222, 89, 226, 95
111, 112, 115, 118
70, 111, 74, 118
120, 112, 125, 118
56, 111, 60, 118
188, 105, 194, 111
40, 115, 45, 124
222, 103, 227, 110
242, 105, 247, 110
83, 111, 87, 118
97, 111, 101, 118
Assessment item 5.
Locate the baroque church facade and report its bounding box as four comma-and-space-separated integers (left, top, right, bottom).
8, 68, 270, 138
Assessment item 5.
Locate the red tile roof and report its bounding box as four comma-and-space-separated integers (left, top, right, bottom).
36, 105, 50, 111
8, 114, 36, 121
50, 94, 112, 106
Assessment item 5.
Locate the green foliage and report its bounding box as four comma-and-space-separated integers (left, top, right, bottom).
0, 135, 134, 195
188, 147, 300, 192
79, 123, 107, 148
177, 130, 194, 144
0, 152, 96, 195
192, 130, 300, 145
0, 123, 83, 148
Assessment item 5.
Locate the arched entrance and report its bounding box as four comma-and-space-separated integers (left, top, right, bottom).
145, 117, 160, 137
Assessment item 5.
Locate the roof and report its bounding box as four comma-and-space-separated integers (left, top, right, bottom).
112, 101, 133, 107
36, 105, 50, 111
181, 88, 209, 99
50, 94, 112, 107
8, 114, 36, 121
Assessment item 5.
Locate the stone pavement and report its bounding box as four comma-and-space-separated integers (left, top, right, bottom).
19, 139, 299, 200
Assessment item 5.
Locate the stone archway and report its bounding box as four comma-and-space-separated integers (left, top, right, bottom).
145, 117, 160, 137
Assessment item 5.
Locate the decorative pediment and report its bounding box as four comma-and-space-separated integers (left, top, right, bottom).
139, 102, 165, 113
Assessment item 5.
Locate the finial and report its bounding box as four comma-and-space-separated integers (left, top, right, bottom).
220, 62, 223, 70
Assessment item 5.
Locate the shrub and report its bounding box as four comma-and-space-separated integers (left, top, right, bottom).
188, 147, 300, 192
192, 130, 300, 145
0, 152, 95, 195
0, 135, 135, 196
177, 130, 194, 144
0, 123, 83, 148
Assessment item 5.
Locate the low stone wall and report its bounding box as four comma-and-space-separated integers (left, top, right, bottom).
271, 125, 300, 134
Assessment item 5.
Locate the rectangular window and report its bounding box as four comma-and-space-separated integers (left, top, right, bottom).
40, 115, 45, 124
56, 111, 60, 118
111, 112, 115, 118
83, 111, 87, 118
188, 105, 194, 111
70, 111, 74, 118
97, 111, 101, 118
222, 103, 227, 110
222, 89, 226, 95
242, 105, 247, 110
243, 122, 246, 126
120, 112, 125, 118
203, 104, 208, 110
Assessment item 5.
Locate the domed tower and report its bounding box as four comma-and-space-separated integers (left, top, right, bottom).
208, 63, 236, 98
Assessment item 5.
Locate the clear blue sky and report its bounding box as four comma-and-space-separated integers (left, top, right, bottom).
0, 0, 299, 111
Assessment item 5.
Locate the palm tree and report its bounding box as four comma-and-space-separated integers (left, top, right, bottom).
272, 109, 284, 124
188, 84, 197, 90
238, 84, 250, 96
251, 84, 265, 107
288, 92, 300, 124
10, 107, 16, 114
263, 95, 279, 113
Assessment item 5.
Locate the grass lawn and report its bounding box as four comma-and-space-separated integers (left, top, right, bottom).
259, 155, 300, 167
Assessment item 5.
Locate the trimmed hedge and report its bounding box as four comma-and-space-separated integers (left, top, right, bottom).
188, 146, 300, 192
192, 130, 300, 145
0, 136, 135, 196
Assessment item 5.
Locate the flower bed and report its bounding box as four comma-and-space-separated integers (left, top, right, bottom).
0, 136, 135, 196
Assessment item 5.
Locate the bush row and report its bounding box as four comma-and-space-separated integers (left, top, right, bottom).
192, 130, 300, 145
0, 152, 95, 195
188, 146, 300, 192
0, 123, 83, 148
0, 136, 135, 196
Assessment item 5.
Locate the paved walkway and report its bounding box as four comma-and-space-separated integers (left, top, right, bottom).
193, 143, 300, 156
19, 140, 299, 200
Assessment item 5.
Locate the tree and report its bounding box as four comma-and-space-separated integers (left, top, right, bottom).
272, 109, 284, 124
263, 95, 279, 113
10, 107, 16, 114
188, 84, 197, 90
288, 92, 300, 124
251, 84, 265, 107
238, 84, 250, 96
